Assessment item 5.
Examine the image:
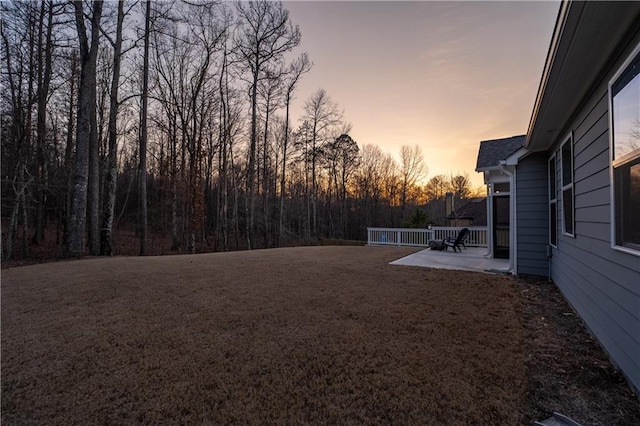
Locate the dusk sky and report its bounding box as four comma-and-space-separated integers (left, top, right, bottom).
284, 1, 560, 188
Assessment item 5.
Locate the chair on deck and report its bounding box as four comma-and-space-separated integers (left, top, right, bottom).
443, 228, 470, 253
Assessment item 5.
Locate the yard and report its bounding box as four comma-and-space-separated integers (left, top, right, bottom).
2, 246, 639, 424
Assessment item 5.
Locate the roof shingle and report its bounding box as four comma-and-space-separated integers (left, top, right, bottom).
475, 135, 525, 171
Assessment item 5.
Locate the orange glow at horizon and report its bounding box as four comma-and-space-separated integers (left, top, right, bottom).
285, 0, 560, 189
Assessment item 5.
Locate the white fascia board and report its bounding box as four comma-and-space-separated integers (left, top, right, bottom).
475, 165, 501, 173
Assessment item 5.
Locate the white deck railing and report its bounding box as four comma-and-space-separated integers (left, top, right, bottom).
367, 226, 487, 248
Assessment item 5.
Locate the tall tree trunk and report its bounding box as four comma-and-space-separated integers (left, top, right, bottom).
235, 0, 301, 248
278, 92, 290, 247
215, 120, 223, 251
139, 0, 151, 255
0, 12, 26, 260
170, 118, 179, 250
231, 138, 240, 250
5, 165, 30, 261
246, 59, 259, 250
305, 138, 311, 240
216, 47, 229, 250
262, 93, 271, 248
33, 0, 54, 245
67, 0, 103, 257
87, 2, 103, 256
311, 123, 317, 237
64, 51, 77, 245
87, 91, 100, 253
100, 0, 124, 255
21, 4, 36, 257
278, 54, 311, 245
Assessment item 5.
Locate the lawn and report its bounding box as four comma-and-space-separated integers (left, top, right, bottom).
2, 246, 638, 424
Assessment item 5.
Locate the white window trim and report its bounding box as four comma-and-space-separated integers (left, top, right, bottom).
608, 41, 640, 257
560, 133, 575, 237
549, 154, 557, 248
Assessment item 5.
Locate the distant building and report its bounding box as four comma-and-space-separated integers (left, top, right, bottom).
445, 197, 487, 227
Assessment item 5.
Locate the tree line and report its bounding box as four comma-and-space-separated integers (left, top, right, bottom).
1, 0, 477, 261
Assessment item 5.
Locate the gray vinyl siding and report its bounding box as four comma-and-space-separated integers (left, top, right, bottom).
516, 153, 549, 276
543, 33, 640, 392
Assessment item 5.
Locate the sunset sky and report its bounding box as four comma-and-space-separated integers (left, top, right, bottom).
284, 1, 560, 188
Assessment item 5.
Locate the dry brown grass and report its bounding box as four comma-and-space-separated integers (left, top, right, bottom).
1, 246, 638, 424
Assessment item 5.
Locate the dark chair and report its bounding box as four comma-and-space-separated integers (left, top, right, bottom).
443, 228, 470, 253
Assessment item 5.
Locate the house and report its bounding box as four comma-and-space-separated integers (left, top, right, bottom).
476, 1, 640, 392
445, 197, 488, 228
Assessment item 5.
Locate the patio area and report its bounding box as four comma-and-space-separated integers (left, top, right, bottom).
390, 246, 510, 274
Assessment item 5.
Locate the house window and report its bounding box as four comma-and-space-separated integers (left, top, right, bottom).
610, 44, 640, 254
561, 134, 574, 236
549, 154, 557, 247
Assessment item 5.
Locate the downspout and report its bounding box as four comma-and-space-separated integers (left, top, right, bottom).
484, 172, 493, 258
499, 161, 516, 274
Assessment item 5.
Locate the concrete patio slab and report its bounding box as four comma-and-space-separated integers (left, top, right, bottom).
390, 247, 510, 274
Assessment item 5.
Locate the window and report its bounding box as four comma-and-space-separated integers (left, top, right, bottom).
561, 134, 574, 236
610, 43, 640, 254
549, 154, 557, 247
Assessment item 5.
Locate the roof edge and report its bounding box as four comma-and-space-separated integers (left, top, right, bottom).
524, 0, 571, 149
475, 165, 501, 173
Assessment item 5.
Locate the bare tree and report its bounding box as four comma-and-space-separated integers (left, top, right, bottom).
215, 21, 232, 251
67, 0, 103, 257
278, 53, 311, 245
1, 1, 35, 259
325, 133, 359, 238
302, 88, 343, 236
424, 174, 449, 225
151, 11, 182, 250
1, 0, 488, 261
63, 51, 78, 246
151, 1, 226, 252
100, 0, 126, 255
138, 0, 151, 255
235, 0, 301, 249
449, 173, 472, 201
32, 0, 58, 245
424, 174, 449, 202
257, 65, 284, 247
292, 120, 313, 239
399, 144, 427, 213
355, 144, 386, 227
